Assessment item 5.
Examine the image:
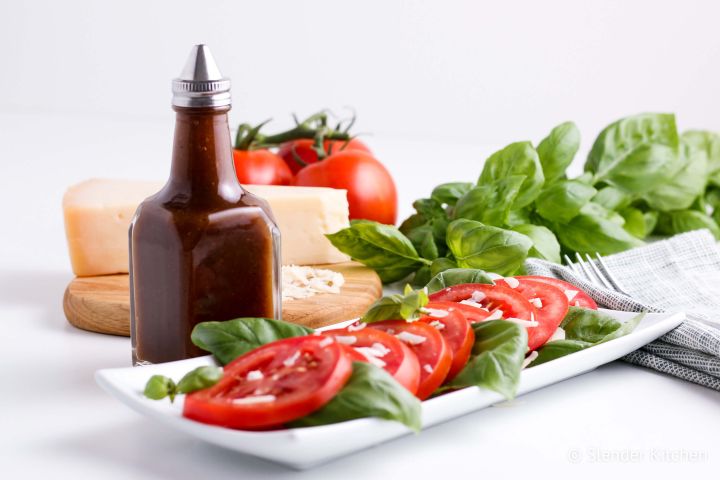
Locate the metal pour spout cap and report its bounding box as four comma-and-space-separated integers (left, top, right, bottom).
172, 44, 231, 108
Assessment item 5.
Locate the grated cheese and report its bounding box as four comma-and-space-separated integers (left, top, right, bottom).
232, 395, 276, 405
318, 336, 334, 348
334, 335, 357, 345
423, 308, 449, 318
282, 265, 345, 301
347, 322, 366, 332
487, 273, 504, 281
460, 299, 487, 310
429, 320, 445, 330
423, 364, 433, 374
396, 331, 427, 345
471, 290, 487, 302
564, 289, 578, 301
530, 297, 543, 309
486, 309, 503, 321
522, 351, 539, 369
504, 277, 520, 289
282, 350, 301, 367
246, 370, 264, 381
506, 317, 539, 328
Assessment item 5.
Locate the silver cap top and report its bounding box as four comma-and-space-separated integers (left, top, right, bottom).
172, 45, 231, 108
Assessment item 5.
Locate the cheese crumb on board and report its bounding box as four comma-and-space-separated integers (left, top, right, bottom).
282, 265, 345, 300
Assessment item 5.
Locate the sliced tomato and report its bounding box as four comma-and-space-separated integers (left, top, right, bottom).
517, 275, 598, 309
496, 278, 569, 351
323, 325, 420, 394
368, 320, 452, 400
183, 335, 352, 429
339, 344, 368, 362
444, 302, 491, 323
421, 302, 475, 380
429, 283, 537, 321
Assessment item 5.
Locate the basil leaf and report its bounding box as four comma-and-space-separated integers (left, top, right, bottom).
429, 257, 458, 277
144, 375, 177, 401
535, 180, 597, 224
289, 362, 422, 432
555, 213, 644, 255
446, 219, 532, 276
592, 186, 631, 211
506, 208, 532, 227
454, 176, 525, 226
431, 182, 473, 207
618, 207, 648, 238
682, 130, 720, 187
642, 139, 708, 211
412, 198, 445, 220
530, 340, 594, 367
537, 121, 581, 183
478, 141, 545, 208
412, 264, 432, 287
510, 224, 561, 264
361, 286, 429, 323
655, 210, 720, 239
406, 224, 439, 260
444, 321, 527, 399
425, 267, 494, 294
586, 113, 681, 193
176, 366, 223, 394
644, 211, 659, 234
530, 309, 645, 367
191, 318, 314, 365
326, 220, 430, 283
561, 306, 622, 343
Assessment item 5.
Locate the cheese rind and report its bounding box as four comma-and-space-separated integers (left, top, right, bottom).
63, 179, 350, 276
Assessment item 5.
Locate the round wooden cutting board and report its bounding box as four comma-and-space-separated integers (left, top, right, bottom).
63, 262, 381, 336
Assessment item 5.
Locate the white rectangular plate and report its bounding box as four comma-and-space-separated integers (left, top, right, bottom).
96, 309, 684, 470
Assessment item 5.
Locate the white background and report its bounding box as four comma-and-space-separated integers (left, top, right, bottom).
1, 1, 719, 479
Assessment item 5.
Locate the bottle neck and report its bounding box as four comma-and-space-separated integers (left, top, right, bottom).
168, 105, 243, 202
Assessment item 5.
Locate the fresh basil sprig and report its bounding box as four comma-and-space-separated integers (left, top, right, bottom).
143, 366, 223, 403
288, 362, 422, 432
361, 284, 429, 323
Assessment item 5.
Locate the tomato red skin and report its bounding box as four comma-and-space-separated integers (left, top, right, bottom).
422, 302, 475, 380
369, 320, 452, 400
323, 326, 420, 394
516, 275, 598, 309
293, 150, 398, 224
496, 278, 569, 351
232, 149, 293, 186
277, 138, 371, 174
442, 302, 491, 323
183, 336, 351, 430
429, 283, 537, 321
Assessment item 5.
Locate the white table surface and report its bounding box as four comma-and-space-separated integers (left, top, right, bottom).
1, 112, 718, 479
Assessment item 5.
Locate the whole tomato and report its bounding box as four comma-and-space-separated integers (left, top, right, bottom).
232, 149, 293, 186
278, 138, 371, 174
293, 150, 397, 224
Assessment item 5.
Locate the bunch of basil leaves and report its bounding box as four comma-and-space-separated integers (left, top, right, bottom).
327, 113, 720, 284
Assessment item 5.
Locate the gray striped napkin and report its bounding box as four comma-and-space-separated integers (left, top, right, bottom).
524, 229, 720, 391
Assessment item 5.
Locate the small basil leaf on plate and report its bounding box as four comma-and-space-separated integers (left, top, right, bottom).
529, 339, 594, 367
431, 182, 474, 206
536, 121, 581, 184
288, 362, 422, 432
191, 318, 314, 365
444, 320, 527, 399
478, 141, 545, 208
425, 267, 493, 294
510, 224, 562, 264
361, 286, 429, 323
144, 375, 177, 401
454, 176, 526, 226
535, 180, 596, 224
176, 366, 223, 394
561, 306, 622, 343
326, 220, 430, 283
446, 219, 532, 276
429, 257, 458, 278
